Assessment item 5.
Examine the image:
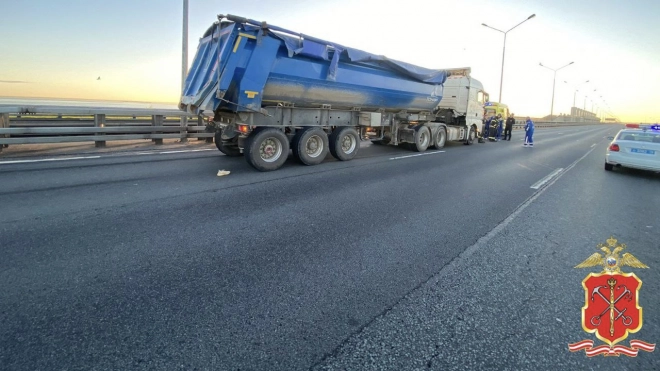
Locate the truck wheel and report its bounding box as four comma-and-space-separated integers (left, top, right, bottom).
244, 128, 289, 171
292, 127, 329, 166
464, 126, 475, 145
329, 127, 360, 161
413, 126, 431, 152
214, 130, 241, 157
433, 127, 446, 149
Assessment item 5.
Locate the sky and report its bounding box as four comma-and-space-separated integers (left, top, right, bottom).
1, 0, 659, 122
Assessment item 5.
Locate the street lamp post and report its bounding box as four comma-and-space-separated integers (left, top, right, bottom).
182, 0, 189, 92
482, 14, 536, 103
564, 80, 589, 108
180, 0, 189, 143
540, 61, 574, 118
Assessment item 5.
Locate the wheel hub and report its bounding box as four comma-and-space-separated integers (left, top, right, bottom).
260, 138, 282, 162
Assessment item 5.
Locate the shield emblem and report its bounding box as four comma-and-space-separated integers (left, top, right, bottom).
582, 272, 642, 346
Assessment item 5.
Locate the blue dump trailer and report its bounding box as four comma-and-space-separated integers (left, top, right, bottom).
180, 14, 490, 171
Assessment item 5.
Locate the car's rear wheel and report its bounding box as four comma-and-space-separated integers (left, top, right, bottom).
604, 162, 613, 171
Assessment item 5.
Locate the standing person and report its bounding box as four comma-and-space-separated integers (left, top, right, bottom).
488, 114, 497, 141
495, 114, 503, 141
479, 111, 488, 143
504, 113, 515, 141
524, 116, 535, 147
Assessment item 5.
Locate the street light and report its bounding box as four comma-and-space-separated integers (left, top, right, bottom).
182, 0, 189, 93
564, 80, 589, 108
482, 14, 536, 103
540, 61, 574, 118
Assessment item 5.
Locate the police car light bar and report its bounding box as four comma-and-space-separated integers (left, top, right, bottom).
625, 124, 660, 131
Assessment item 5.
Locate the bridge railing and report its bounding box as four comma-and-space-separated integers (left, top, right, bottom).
0, 103, 213, 152
0, 102, 612, 153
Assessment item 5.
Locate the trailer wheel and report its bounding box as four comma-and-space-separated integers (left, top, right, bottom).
413, 126, 431, 152
292, 127, 329, 166
329, 127, 360, 161
464, 126, 475, 145
433, 127, 446, 149
214, 130, 242, 157
244, 128, 289, 171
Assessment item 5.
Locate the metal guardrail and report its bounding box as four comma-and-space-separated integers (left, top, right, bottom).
0, 103, 213, 152
0, 102, 609, 153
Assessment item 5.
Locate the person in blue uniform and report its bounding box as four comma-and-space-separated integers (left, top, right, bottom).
496, 114, 504, 141
524, 117, 535, 147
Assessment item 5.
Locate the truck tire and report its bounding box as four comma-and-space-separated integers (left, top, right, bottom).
329, 127, 360, 161
292, 127, 329, 166
214, 130, 241, 157
433, 127, 446, 149
244, 128, 289, 171
464, 126, 475, 145
413, 126, 431, 152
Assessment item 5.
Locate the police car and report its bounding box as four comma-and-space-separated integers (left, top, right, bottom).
605, 124, 660, 172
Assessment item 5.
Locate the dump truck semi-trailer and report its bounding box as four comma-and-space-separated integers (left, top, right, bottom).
179, 14, 488, 171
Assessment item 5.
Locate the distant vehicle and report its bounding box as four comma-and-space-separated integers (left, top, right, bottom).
605, 124, 660, 172
179, 13, 490, 171
483, 102, 509, 119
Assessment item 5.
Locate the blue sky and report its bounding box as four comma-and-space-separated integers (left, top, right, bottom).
2, 0, 659, 122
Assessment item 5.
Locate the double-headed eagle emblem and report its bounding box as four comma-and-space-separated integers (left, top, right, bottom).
575, 236, 649, 273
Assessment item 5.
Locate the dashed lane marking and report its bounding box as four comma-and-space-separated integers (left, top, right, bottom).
530, 168, 564, 189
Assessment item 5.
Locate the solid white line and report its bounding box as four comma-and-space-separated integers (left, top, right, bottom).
159, 149, 216, 154
438, 145, 598, 277
389, 151, 445, 160
530, 168, 564, 189
591, 143, 596, 148
0, 155, 101, 165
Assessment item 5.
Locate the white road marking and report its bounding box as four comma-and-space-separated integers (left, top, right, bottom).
389, 151, 445, 160
439, 145, 598, 279
590, 144, 596, 148
0, 148, 217, 165
0, 156, 101, 165
159, 149, 216, 154
530, 168, 564, 189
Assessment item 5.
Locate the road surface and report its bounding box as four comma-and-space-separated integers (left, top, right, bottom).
1, 124, 658, 370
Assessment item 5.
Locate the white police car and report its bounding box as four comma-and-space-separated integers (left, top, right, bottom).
605, 124, 660, 172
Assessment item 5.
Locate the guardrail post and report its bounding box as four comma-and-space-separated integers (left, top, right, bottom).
197, 115, 204, 141
94, 114, 106, 147
179, 116, 188, 143
152, 115, 163, 145
0, 113, 9, 151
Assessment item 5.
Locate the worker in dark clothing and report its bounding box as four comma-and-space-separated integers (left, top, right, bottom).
504, 113, 515, 141
479, 112, 488, 143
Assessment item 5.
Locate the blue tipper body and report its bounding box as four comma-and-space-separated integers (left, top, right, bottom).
179, 15, 450, 117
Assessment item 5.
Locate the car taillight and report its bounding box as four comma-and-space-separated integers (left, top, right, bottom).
609, 143, 620, 152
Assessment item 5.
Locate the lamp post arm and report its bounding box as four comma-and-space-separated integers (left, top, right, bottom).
506, 15, 535, 33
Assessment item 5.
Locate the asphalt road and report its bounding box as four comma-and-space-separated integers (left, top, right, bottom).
1, 124, 659, 370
